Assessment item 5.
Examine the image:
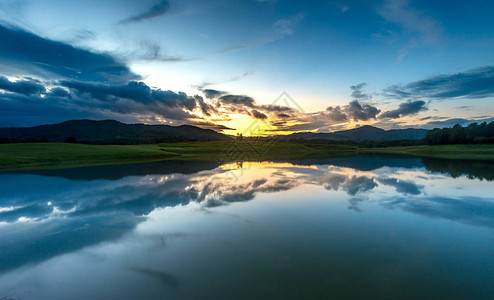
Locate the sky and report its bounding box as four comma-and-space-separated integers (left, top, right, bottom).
1, 0, 494, 135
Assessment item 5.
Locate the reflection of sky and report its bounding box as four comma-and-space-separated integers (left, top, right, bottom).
1, 160, 493, 227
0, 158, 494, 298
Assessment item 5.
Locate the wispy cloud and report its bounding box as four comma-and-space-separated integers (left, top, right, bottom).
384, 65, 494, 100
273, 13, 305, 38
377, 0, 443, 61
119, 0, 170, 24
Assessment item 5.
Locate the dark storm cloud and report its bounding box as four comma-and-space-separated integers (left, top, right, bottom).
251, 109, 268, 120
0, 79, 203, 127
0, 92, 92, 127
0, 24, 137, 82
380, 100, 427, 119
218, 94, 256, 108
383, 65, 494, 100
60, 80, 196, 111
345, 100, 380, 121
0, 76, 45, 95
120, 0, 170, 24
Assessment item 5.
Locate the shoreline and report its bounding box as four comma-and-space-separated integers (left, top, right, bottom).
1, 142, 493, 172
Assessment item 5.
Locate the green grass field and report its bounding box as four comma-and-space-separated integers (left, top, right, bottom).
1, 142, 493, 171
158, 141, 356, 161
0, 143, 176, 171
359, 144, 494, 160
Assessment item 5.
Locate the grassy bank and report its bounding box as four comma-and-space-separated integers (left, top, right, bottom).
0, 143, 176, 171
359, 144, 494, 160
1, 142, 493, 171
158, 141, 356, 161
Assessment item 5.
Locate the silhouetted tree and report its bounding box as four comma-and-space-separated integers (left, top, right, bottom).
424, 122, 494, 145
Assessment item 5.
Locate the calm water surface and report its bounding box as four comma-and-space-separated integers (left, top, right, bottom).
0, 156, 493, 299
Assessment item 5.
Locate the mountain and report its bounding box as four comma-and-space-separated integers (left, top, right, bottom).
280, 125, 428, 141
0, 119, 231, 144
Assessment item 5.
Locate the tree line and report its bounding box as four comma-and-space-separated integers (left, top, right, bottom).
424, 122, 494, 145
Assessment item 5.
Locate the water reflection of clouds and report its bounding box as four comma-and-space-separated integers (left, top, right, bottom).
0, 162, 487, 225
0, 158, 493, 276
380, 196, 494, 229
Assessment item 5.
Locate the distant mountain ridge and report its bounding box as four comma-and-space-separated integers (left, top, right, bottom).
0, 119, 231, 144
280, 125, 428, 141
0, 121, 428, 144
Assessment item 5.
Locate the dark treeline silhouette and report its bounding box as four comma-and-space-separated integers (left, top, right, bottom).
0, 137, 49, 144
0, 136, 201, 144
425, 122, 494, 145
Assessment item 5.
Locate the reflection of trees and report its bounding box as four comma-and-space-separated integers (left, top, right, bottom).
422, 158, 494, 181
0, 157, 491, 276
287, 155, 423, 171
5, 160, 222, 181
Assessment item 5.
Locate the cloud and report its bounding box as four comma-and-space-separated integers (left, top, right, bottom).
346, 100, 380, 121
120, 0, 170, 24
384, 196, 494, 229
0, 76, 45, 95
260, 104, 297, 113
350, 83, 372, 101
215, 44, 247, 54
251, 110, 268, 120
384, 66, 494, 100
189, 121, 234, 131
46, 87, 71, 98
344, 83, 380, 121
273, 13, 305, 38
378, 178, 422, 195
326, 106, 348, 122
0, 24, 137, 82
342, 176, 377, 195
0, 78, 211, 127
60, 80, 196, 110
136, 40, 192, 62
378, 0, 442, 45
380, 100, 427, 119
194, 95, 218, 117
203, 89, 227, 99
378, 0, 443, 60
420, 117, 494, 129
218, 94, 256, 108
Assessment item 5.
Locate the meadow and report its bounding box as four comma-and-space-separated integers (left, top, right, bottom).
1, 141, 494, 171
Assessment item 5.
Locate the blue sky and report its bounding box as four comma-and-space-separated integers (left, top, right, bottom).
0, 0, 494, 133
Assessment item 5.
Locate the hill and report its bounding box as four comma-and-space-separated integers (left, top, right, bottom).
280, 125, 427, 141
0, 119, 231, 144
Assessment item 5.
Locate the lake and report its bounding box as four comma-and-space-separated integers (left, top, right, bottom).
0, 156, 493, 299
